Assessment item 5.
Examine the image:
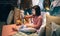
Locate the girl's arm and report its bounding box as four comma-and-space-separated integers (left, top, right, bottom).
26, 17, 42, 29
32, 17, 42, 29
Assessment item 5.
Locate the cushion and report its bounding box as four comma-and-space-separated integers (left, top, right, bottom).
18, 28, 37, 33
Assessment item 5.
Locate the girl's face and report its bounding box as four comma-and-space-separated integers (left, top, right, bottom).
32, 9, 35, 15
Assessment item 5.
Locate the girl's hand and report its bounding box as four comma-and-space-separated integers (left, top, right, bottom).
12, 25, 21, 31
16, 20, 22, 26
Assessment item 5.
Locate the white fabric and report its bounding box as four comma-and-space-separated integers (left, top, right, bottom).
32, 0, 39, 6
51, 0, 60, 7
39, 12, 50, 32
32, 0, 44, 10
38, 0, 44, 10
7, 10, 14, 24
52, 22, 60, 31
51, 22, 60, 36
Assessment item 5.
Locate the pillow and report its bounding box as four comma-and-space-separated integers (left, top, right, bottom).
18, 28, 37, 33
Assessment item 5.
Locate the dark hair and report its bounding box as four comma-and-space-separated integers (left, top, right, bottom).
43, 0, 51, 9
32, 5, 41, 16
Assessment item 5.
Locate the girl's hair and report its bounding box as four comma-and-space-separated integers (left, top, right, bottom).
32, 5, 41, 16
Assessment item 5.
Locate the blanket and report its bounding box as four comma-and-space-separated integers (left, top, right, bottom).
12, 32, 38, 36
